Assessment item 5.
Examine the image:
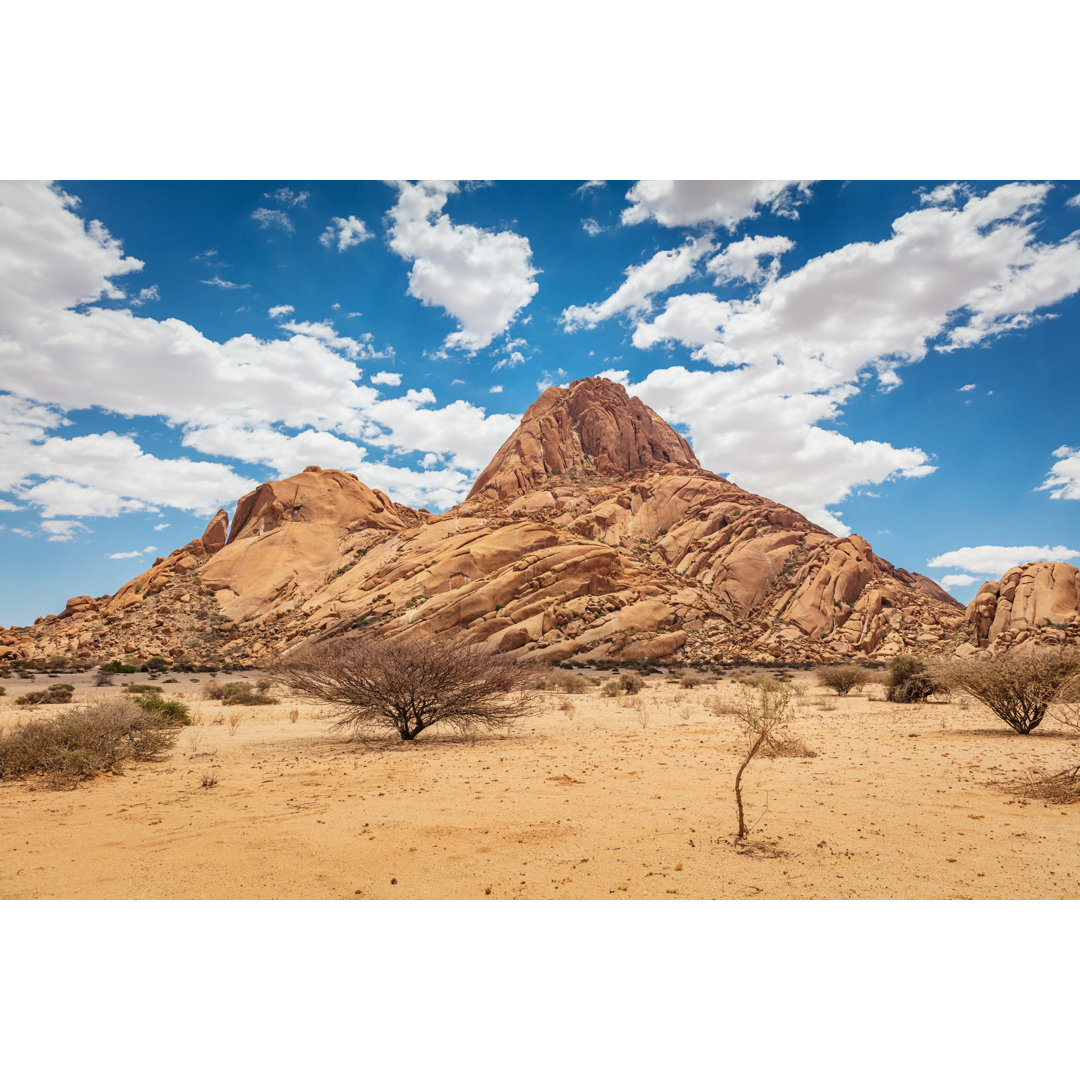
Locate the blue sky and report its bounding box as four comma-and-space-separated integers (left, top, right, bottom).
2, 178, 1079, 627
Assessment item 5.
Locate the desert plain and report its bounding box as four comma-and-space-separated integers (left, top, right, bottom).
2, 666, 1078, 900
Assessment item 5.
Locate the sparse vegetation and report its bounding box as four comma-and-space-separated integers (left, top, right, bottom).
619, 673, 644, 695
271, 634, 530, 742
817, 665, 868, 696
16, 687, 73, 706
131, 694, 192, 726
0, 698, 178, 787
945, 649, 1080, 735
885, 654, 938, 703
732, 676, 795, 842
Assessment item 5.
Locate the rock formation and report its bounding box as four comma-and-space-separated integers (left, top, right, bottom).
5, 377, 1077, 670
964, 562, 1080, 654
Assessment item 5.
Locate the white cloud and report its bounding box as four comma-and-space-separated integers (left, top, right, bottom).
920, 183, 970, 206
108, 549, 151, 559
621, 181, 812, 229
319, 215, 371, 251
371, 371, 402, 386
625, 365, 933, 535
277, 319, 389, 361
1066, 193, 1080, 209
582, 218, 603, 236
1039, 445, 1080, 500
562, 235, 713, 331
616, 184, 1080, 530
41, 519, 88, 542
576, 181, 606, 196
928, 545, 1080, 576
489, 385, 502, 393
251, 207, 294, 233
387, 181, 539, 351
131, 285, 160, 305
152, 522, 170, 531
958, 383, 976, 391
938, 573, 977, 589
707, 235, 794, 285
268, 304, 294, 319
264, 188, 309, 207
201, 276, 249, 290
0, 499, 19, 511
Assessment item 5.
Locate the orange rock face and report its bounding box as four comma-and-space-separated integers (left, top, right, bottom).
966, 562, 1080, 652
468, 377, 698, 501
13, 377, 1078, 669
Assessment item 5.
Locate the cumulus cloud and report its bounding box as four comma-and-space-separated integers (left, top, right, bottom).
624, 365, 933, 534
489, 385, 502, 393
1039, 445, 1080, 500
621, 181, 812, 229
0, 498, 19, 511
0, 181, 523, 523
939, 573, 977, 589
268, 304, 294, 319
387, 181, 539, 351
561, 235, 713, 331
319, 215, 371, 251
131, 285, 160, 305
41, 519, 88, 541
707, 235, 794, 285
615, 184, 1080, 530
370, 371, 402, 386
582, 218, 603, 236
251, 207, 295, 233
928, 545, 1080, 576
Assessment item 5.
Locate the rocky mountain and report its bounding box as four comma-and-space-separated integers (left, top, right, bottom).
4, 377, 1078, 669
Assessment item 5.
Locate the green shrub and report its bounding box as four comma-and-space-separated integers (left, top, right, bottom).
221, 689, 278, 706
16, 688, 74, 706
886, 655, 936, 703
131, 694, 192, 725
0, 699, 178, 787
101, 661, 137, 674
143, 656, 169, 673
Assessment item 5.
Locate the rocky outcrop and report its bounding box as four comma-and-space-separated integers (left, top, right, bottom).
966, 562, 1080, 652
201, 509, 229, 555
15, 376, 1051, 670
468, 378, 698, 501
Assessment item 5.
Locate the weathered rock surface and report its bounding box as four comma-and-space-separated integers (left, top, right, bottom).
9, 377, 1074, 670
966, 562, 1080, 653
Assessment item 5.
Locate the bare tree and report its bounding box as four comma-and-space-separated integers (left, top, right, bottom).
270, 634, 531, 741
733, 677, 793, 842
945, 649, 1080, 735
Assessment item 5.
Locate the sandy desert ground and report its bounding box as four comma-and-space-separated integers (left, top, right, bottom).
1, 667, 1078, 900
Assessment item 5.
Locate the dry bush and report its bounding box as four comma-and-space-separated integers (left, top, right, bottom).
270, 634, 531, 742
94, 671, 114, 687
600, 680, 621, 698
552, 672, 591, 695
706, 694, 740, 717
559, 700, 577, 721
619, 673, 645, 695
944, 649, 1080, 734
679, 673, 703, 690
0, 699, 178, 787
16, 687, 73, 706
817, 665, 868, 696
1000, 762, 1080, 803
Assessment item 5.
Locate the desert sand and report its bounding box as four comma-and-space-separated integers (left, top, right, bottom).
2, 668, 1078, 900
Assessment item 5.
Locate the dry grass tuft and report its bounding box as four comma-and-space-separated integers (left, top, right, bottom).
1000, 764, 1080, 804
